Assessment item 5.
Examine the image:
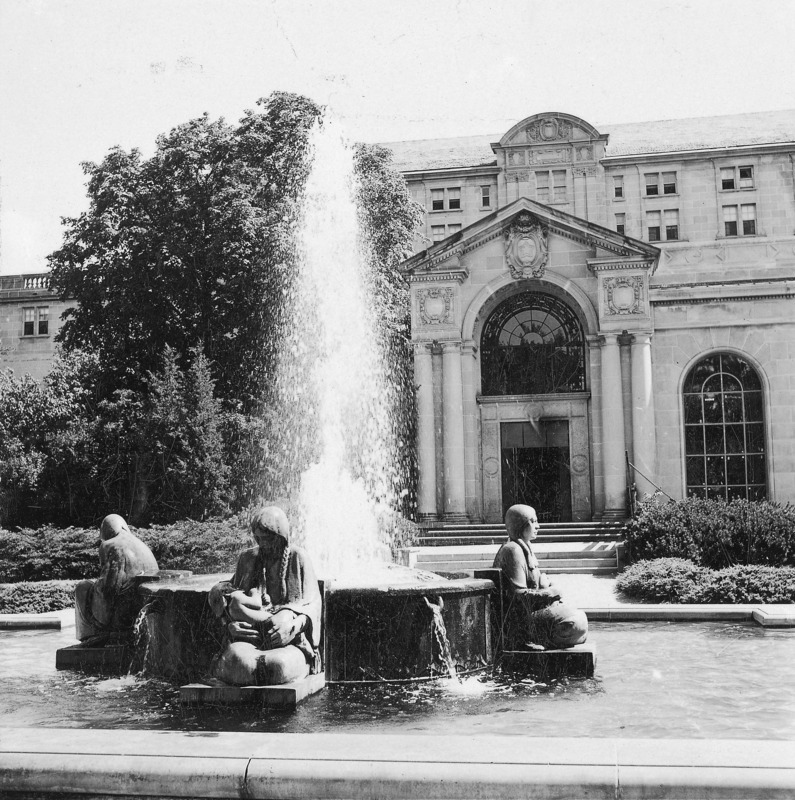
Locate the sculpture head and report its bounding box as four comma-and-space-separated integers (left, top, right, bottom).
505, 504, 539, 543
99, 514, 130, 541
250, 506, 290, 554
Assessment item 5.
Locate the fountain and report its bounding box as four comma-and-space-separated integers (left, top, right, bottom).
58, 116, 494, 694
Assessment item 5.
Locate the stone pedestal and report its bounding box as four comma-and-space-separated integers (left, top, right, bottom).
179, 673, 326, 709
55, 643, 133, 674
500, 643, 596, 678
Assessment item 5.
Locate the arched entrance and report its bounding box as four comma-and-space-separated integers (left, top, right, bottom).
478, 290, 592, 522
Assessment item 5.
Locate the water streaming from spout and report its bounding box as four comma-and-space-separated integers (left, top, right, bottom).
423, 595, 460, 683
129, 601, 155, 676
272, 117, 406, 577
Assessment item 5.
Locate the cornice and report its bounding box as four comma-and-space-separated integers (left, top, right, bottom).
587, 257, 657, 273
408, 270, 468, 284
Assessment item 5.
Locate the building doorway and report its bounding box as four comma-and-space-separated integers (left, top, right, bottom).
500, 420, 572, 521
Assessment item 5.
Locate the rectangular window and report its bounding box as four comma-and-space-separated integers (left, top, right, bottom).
645, 173, 659, 196
431, 189, 444, 211
723, 205, 738, 236
647, 211, 661, 241
552, 170, 567, 202
721, 165, 755, 191
665, 209, 679, 240
615, 213, 625, 235
447, 187, 461, 211
23, 307, 35, 337
535, 171, 549, 203
663, 172, 677, 194
480, 185, 491, 208
613, 175, 624, 199
741, 203, 757, 235
431, 225, 445, 242
447, 223, 462, 235
37, 306, 49, 335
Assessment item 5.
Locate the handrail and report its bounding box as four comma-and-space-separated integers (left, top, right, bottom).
625, 451, 675, 517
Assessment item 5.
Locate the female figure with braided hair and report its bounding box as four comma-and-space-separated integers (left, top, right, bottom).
208, 506, 322, 685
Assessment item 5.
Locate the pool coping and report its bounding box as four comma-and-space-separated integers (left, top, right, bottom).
3, 601, 795, 630
0, 727, 793, 799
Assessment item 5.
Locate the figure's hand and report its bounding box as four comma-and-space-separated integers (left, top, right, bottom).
542, 586, 561, 604
261, 610, 302, 648
227, 620, 262, 644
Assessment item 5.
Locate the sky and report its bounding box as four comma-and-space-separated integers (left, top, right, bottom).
2, 0, 795, 274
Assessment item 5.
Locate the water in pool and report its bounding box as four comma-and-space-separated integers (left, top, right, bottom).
2, 621, 794, 739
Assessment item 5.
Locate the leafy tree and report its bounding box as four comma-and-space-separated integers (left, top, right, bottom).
49, 92, 323, 410
30, 92, 423, 525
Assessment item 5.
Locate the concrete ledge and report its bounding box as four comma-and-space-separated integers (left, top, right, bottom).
584, 604, 760, 622
180, 673, 326, 708
0, 614, 61, 630
753, 606, 795, 627
500, 643, 596, 678
1, 729, 794, 799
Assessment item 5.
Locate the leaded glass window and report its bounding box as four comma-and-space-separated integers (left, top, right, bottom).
480, 292, 586, 396
683, 353, 767, 501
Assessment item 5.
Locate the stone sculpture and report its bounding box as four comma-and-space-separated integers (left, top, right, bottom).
74, 514, 159, 645
493, 504, 588, 650
208, 506, 322, 686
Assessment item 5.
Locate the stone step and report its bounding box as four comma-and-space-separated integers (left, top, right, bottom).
418, 534, 621, 546
417, 561, 618, 575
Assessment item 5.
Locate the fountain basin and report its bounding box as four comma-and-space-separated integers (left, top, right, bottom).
136, 568, 495, 684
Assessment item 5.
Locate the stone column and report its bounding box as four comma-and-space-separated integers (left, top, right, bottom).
460, 340, 481, 521
630, 332, 657, 498
600, 332, 627, 518
442, 341, 468, 522
414, 343, 437, 521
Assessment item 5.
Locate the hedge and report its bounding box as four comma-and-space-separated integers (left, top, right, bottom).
0, 580, 78, 614
0, 512, 420, 584
0, 516, 253, 583
617, 558, 795, 604
624, 497, 795, 568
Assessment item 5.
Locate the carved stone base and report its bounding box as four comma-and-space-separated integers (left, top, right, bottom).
179, 673, 326, 709
500, 642, 596, 678
443, 512, 469, 524
55, 643, 133, 674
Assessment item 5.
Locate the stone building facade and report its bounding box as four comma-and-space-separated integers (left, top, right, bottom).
2, 109, 794, 523
388, 110, 795, 523
0, 273, 69, 382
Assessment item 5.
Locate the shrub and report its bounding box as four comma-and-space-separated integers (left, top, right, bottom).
617, 558, 795, 604
0, 517, 252, 582
616, 558, 710, 603
0, 580, 78, 614
699, 565, 795, 604
624, 497, 795, 568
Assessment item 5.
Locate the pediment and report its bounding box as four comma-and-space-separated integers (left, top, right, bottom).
402, 197, 660, 278
498, 113, 606, 147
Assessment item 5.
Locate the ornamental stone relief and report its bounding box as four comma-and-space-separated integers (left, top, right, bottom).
417, 287, 454, 325
529, 148, 570, 165
604, 275, 644, 315
526, 117, 573, 142
576, 145, 594, 161
504, 211, 549, 280
508, 150, 526, 165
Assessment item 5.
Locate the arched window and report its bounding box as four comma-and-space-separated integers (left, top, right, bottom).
683, 353, 767, 501
480, 291, 586, 396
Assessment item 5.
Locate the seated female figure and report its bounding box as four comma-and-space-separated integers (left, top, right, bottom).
493, 504, 588, 651
208, 506, 322, 686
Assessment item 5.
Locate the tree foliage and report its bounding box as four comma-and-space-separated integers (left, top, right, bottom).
49, 92, 322, 410
3, 92, 422, 527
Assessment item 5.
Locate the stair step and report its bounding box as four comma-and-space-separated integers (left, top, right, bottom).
418, 535, 622, 546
